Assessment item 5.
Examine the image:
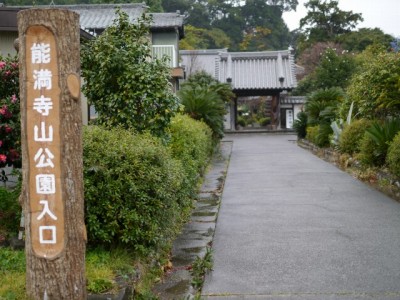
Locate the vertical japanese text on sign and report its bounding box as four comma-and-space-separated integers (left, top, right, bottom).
26, 26, 64, 259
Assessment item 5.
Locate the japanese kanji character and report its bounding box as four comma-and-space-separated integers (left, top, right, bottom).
33, 69, 52, 90
34, 122, 53, 142
39, 226, 56, 244
33, 96, 53, 116
34, 148, 55, 168
37, 200, 57, 221
31, 43, 51, 64
36, 174, 55, 194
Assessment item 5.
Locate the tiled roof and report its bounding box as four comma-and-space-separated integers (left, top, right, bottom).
64, 4, 147, 30
7, 4, 184, 36
150, 12, 184, 29
218, 50, 297, 91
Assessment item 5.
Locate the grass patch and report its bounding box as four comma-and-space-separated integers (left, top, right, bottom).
0, 246, 166, 299
0, 248, 26, 300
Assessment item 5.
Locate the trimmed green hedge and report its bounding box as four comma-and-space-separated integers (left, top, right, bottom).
387, 132, 400, 178
83, 119, 213, 255
168, 114, 213, 197
339, 119, 371, 155
306, 125, 319, 145
358, 133, 382, 167
84, 126, 186, 254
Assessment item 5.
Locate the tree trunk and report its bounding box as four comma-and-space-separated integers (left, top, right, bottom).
18, 9, 86, 299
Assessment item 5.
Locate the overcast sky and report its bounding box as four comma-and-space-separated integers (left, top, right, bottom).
282, 0, 400, 38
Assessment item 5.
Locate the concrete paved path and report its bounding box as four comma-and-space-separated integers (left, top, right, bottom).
202, 134, 400, 300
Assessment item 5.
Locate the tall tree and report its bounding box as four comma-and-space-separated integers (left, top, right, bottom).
81, 10, 179, 138
337, 28, 393, 53
179, 25, 231, 49
300, 0, 363, 45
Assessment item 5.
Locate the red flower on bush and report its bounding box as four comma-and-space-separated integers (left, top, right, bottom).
0, 55, 20, 168
0, 154, 7, 163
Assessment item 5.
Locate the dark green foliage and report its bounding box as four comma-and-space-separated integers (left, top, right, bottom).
183, 71, 235, 104
179, 86, 226, 140
358, 134, 382, 167
387, 132, 400, 178
346, 50, 400, 119
299, 0, 363, 47
306, 125, 319, 145
81, 10, 179, 138
179, 72, 232, 140
258, 117, 271, 126
313, 48, 357, 90
337, 28, 394, 53
293, 111, 308, 138
83, 120, 213, 255
0, 183, 21, 239
304, 88, 344, 147
305, 87, 344, 125
315, 122, 333, 147
168, 114, 213, 196
359, 119, 400, 167
83, 126, 188, 254
237, 116, 246, 127
339, 119, 372, 154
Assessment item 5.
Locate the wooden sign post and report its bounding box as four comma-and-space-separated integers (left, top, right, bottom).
18, 9, 86, 299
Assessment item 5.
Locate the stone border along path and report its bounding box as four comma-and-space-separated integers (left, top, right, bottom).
152, 140, 233, 299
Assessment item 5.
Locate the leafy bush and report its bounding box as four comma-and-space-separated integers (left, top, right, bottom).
81, 10, 179, 138
306, 125, 319, 144
346, 49, 400, 118
358, 133, 381, 167
339, 119, 371, 154
237, 116, 246, 127
178, 85, 226, 140
362, 119, 400, 166
179, 72, 233, 140
293, 111, 308, 138
83, 126, 188, 254
313, 48, 357, 90
305, 87, 344, 125
183, 71, 234, 104
258, 117, 271, 126
387, 132, 400, 178
0, 55, 21, 167
0, 183, 21, 239
168, 114, 213, 198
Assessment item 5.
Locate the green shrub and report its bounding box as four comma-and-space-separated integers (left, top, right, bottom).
81, 10, 179, 138
306, 124, 331, 147
305, 87, 344, 125
339, 119, 372, 154
168, 114, 213, 198
306, 125, 319, 144
315, 123, 332, 147
387, 132, 400, 177
0, 183, 21, 239
83, 126, 188, 254
258, 117, 271, 126
237, 116, 246, 127
359, 118, 400, 166
178, 85, 226, 140
358, 133, 383, 167
293, 111, 308, 139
